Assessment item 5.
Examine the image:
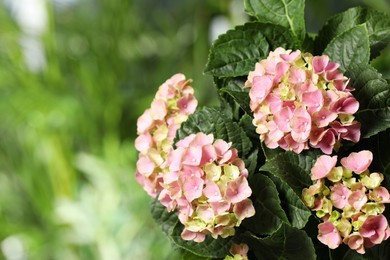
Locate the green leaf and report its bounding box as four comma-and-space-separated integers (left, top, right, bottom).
246, 224, 316, 260
260, 151, 318, 194
215, 116, 252, 157
176, 107, 252, 156
204, 23, 269, 78
151, 198, 179, 237
243, 148, 260, 178
345, 64, 390, 138
324, 24, 370, 72
175, 107, 220, 141
239, 114, 258, 142
182, 250, 212, 260
315, 7, 390, 59
244, 0, 305, 41
170, 221, 233, 259
343, 250, 368, 260
267, 174, 312, 229
261, 142, 285, 161
204, 22, 297, 78
379, 130, 390, 170
243, 174, 289, 235
219, 78, 251, 115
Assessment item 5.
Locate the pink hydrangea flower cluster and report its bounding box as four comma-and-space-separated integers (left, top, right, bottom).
135, 74, 198, 197
159, 133, 255, 242
245, 47, 361, 154
302, 151, 390, 254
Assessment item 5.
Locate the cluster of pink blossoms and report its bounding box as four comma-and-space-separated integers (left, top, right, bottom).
245, 47, 361, 154
159, 133, 255, 242
135, 74, 198, 197
302, 151, 390, 254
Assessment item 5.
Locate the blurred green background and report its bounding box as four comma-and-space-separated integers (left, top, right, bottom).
0, 0, 388, 259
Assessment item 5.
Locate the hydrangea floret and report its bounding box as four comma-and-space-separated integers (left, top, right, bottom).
159, 132, 255, 242
245, 48, 361, 154
302, 150, 390, 254
224, 243, 250, 260
135, 74, 198, 197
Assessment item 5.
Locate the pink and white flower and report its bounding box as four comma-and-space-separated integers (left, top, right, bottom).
303, 151, 390, 254
246, 48, 360, 154
135, 74, 198, 197
160, 133, 255, 242
340, 150, 373, 174
317, 222, 342, 249
360, 215, 390, 247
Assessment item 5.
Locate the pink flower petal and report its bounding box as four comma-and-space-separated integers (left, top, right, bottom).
200, 144, 217, 166
278, 133, 307, 154
264, 121, 284, 148
280, 49, 301, 62
325, 62, 340, 72
137, 109, 154, 133
150, 99, 167, 120
233, 198, 255, 221
290, 106, 311, 143
325, 70, 343, 81
177, 198, 194, 223
265, 93, 283, 114
196, 205, 215, 222
135, 133, 153, 153
158, 189, 177, 212
340, 150, 373, 174
289, 67, 306, 84
274, 62, 290, 82
273, 106, 293, 132
310, 128, 337, 155
177, 95, 198, 114
340, 122, 361, 143
249, 75, 273, 105
348, 190, 367, 211
312, 109, 338, 128
360, 214, 389, 245
311, 155, 337, 180
166, 147, 185, 171
211, 201, 231, 215
331, 96, 359, 114
176, 134, 196, 148
181, 229, 206, 242
213, 139, 231, 157
317, 222, 342, 249
136, 155, 155, 177
182, 176, 204, 202
330, 183, 352, 209
370, 187, 390, 202
302, 90, 324, 113
230, 243, 249, 258
182, 146, 202, 166
203, 181, 222, 202
343, 232, 365, 254
225, 176, 252, 203
190, 133, 214, 147
312, 55, 330, 74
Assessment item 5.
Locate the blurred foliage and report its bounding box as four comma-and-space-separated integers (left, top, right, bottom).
0, 0, 388, 259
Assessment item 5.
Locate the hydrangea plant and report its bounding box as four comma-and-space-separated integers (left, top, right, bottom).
135, 0, 390, 259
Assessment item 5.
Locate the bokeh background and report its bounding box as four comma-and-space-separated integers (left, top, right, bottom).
0, 0, 389, 259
